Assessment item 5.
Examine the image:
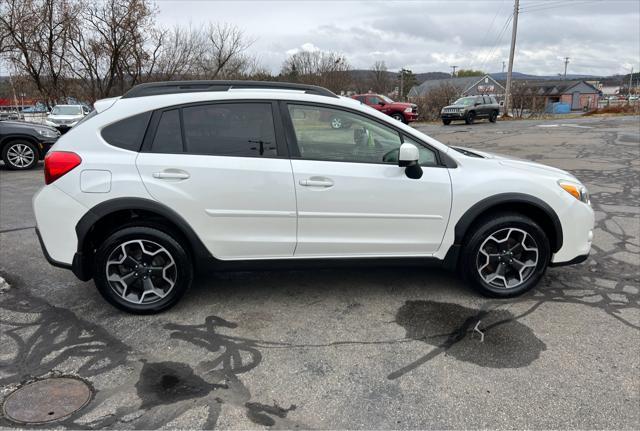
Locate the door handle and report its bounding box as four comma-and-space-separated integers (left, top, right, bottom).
299, 178, 334, 187
152, 171, 190, 180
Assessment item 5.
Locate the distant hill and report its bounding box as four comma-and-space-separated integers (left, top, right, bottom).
349, 70, 449, 84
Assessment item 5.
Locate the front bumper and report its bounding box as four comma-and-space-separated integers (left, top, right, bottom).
404, 112, 419, 122
441, 112, 465, 120
549, 253, 589, 267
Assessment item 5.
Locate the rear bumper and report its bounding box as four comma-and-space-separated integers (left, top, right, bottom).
33, 185, 87, 266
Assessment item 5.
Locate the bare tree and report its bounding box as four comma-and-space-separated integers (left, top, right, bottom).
0, 0, 80, 104
281, 50, 351, 93
66, 0, 156, 101
198, 23, 254, 79
369, 60, 391, 94
412, 82, 463, 120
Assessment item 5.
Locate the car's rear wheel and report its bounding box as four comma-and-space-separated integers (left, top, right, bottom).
2, 140, 38, 170
391, 112, 405, 123
461, 212, 550, 298
442, 119, 451, 125
464, 111, 475, 125
94, 226, 193, 314
489, 110, 498, 123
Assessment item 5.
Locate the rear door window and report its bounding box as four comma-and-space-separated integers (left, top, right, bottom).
101, 112, 151, 151
182, 103, 277, 157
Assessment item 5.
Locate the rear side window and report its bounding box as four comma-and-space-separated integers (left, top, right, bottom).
151, 109, 183, 153
101, 112, 151, 151
182, 103, 277, 157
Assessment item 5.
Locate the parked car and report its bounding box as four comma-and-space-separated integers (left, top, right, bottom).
45, 104, 90, 133
0, 120, 60, 170
441, 95, 500, 125
33, 80, 594, 314
0, 110, 25, 121
352, 94, 418, 124
22, 104, 50, 114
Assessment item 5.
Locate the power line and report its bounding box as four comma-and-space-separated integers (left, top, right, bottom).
478, 13, 513, 72
520, 0, 600, 12
469, 0, 507, 70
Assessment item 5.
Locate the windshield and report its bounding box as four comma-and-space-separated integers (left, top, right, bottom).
453, 97, 476, 106
51, 106, 83, 115
379, 95, 395, 103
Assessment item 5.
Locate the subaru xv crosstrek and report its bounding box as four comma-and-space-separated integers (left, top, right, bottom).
33, 80, 594, 314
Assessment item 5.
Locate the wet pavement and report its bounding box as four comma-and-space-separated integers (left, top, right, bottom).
0, 115, 638, 429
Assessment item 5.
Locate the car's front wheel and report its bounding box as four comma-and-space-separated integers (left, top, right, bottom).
489, 110, 498, 123
2, 140, 39, 170
461, 212, 550, 297
464, 111, 476, 125
94, 226, 193, 314
391, 112, 405, 123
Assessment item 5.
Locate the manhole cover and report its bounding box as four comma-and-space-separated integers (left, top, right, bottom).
2, 377, 92, 424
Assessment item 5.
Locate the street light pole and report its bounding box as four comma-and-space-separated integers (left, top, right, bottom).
503, 0, 520, 117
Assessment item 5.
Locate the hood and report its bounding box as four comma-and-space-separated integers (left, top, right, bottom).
48, 114, 83, 120
443, 104, 466, 109
0, 120, 58, 133
453, 146, 577, 180
389, 101, 415, 109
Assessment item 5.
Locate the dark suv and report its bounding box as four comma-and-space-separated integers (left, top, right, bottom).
441, 95, 500, 125
0, 120, 60, 170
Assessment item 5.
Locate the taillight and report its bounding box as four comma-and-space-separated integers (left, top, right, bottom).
44, 151, 82, 184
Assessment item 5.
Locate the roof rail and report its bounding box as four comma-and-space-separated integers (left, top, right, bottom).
121, 80, 339, 99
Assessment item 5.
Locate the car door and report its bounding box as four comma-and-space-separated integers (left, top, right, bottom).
284, 102, 452, 257
366, 95, 384, 112
136, 101, 297, 260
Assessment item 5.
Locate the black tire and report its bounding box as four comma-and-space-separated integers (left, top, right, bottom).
2, 140, 39, 170
94, 226, 193, 314
464, 111, 475, 125
391, 112, 406, 123
489, 110, 498, 123
330, 116, 344, 129
442, 119, 451, 125
460, 212, 550, 298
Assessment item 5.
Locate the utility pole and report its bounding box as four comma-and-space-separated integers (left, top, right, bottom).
629, 67, 634, 97
563, 57, 570, 80
502, 61, 506, 73
503, 0, 520, 117
450, 65, 458, 77
399, 69, 404, 100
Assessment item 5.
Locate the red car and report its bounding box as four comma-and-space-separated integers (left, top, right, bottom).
352, 94, 418, 123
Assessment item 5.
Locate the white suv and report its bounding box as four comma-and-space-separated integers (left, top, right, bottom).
33, 81, 594, 314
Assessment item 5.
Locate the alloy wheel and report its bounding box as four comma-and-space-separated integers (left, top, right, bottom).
331, 117, 343, 129
476, 227, 539, 289
6, 143, 35, 168
105, 239, 177, 304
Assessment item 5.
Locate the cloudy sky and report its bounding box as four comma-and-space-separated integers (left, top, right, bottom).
155, 0, 640, 76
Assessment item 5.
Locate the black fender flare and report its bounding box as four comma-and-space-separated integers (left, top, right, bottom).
454, 192, 563, 251
73, 197, 212, 280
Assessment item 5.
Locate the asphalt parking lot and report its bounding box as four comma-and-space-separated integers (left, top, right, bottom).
0, 115, 638, 429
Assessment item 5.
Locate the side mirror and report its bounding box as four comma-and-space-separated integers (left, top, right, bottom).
378, 101, 386, 106
398, 143, 423, 179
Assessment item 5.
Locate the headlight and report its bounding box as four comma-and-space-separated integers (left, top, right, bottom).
37, 128, 60, 138
558, 180, 590, 204
404, 107, 412, 113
